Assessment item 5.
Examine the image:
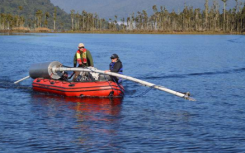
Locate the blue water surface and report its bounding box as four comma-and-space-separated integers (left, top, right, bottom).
0, 33, 245, 152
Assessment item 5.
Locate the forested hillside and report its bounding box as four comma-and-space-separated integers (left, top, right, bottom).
0, 0, 70, 30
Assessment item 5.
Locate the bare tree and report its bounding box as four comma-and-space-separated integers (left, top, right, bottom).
70, 10, 75, 31
53, 7, 57, 31
222, 0, 228, 31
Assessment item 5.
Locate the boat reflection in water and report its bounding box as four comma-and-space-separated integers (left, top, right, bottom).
31, 93, 123, 145
65, 96, 122, 117
31, 93, 123, 117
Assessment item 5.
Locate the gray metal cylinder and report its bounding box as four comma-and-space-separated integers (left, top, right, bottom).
29, 61, 64, 79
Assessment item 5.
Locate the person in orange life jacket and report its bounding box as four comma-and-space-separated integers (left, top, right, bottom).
105, 54, 123, 83
72, 43, 94, 81
74, 43, 94, 67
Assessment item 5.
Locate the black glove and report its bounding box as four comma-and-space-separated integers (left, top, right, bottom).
74, 63, 76, 67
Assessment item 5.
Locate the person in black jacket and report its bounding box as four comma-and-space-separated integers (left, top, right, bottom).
105, 54, 123, 83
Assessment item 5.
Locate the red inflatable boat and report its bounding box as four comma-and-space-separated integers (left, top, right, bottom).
32, 78, 124, 97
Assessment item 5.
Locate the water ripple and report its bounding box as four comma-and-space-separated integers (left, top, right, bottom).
1, 34, 245, 152
139, 67, 245, 80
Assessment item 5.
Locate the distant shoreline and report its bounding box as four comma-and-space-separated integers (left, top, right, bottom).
0, 30, 244, 35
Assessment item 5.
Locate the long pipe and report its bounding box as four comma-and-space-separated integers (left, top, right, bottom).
55, 67, 196, 101
14, 76, 30, 84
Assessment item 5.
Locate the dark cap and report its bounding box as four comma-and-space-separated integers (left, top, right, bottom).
110, 54, 119, 59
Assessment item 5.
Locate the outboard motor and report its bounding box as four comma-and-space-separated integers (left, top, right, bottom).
29, 61, 64, 79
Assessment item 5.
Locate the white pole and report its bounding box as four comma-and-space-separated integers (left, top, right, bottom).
55, 67, 196, 101
14, 76, 30, 84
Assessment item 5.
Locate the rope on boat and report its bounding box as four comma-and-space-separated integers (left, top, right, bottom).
131, 85, 155, 98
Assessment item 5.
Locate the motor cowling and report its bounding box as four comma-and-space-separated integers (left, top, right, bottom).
29, 61, 64, 79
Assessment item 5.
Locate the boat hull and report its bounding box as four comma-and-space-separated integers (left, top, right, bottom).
32, 78, 124, 97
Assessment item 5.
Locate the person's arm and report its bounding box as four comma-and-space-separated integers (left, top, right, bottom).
86, 50, 94, 67
73, 53, 77, 67
104, 63, 111, 73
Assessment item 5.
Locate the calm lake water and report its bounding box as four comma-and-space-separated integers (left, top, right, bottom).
0, 33, 245, 152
